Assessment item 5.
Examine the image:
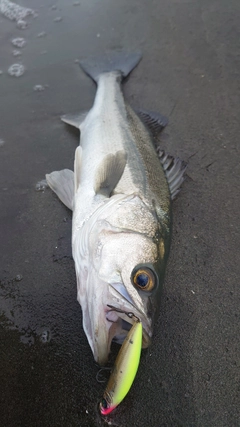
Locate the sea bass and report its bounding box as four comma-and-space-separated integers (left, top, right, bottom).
46, 51, 186, 365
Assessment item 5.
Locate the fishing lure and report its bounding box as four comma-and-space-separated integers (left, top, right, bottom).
99, 308, 142, 415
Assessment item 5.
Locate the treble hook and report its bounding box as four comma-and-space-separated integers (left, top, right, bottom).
107, 304, 140, 323
96, 367, 112, 383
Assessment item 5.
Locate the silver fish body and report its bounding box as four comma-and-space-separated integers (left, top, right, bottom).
46, 52, 185, 365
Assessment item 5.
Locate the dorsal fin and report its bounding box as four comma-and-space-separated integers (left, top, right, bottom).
157, 149, 187, 200
136, 109, 168, 134
94, 151, 127, 197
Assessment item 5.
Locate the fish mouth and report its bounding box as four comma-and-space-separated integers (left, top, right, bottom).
87, 282, 152, 366
105, 304, 151, 349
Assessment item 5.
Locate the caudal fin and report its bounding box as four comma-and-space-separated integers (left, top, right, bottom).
79, 50, 142, 83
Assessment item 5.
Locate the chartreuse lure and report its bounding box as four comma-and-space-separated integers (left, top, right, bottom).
99, 319, 142, 415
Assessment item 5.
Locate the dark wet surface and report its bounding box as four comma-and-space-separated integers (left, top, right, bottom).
0, 0, 239, 426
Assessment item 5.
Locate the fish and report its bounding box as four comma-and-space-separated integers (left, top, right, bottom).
100, 312, 142, 415
46, 51, 186, 366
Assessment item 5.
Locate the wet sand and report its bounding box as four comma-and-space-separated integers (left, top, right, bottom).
0, 0, 239, 426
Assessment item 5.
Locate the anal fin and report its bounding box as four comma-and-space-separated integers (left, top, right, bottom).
46, 169, 74, 210
157, 149, 187, 200
94, 151, 127, 197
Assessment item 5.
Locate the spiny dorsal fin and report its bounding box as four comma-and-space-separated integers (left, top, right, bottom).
74, 146, 82, 192
157, 149, 187, 200
46, 169, 74, 210
136, 109, 168, 134
94, 151, 127, 197
61, 111, 88, 129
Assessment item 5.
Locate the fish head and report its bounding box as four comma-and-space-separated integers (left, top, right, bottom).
73, 194, 170, 365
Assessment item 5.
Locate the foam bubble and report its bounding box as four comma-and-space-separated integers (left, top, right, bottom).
12, 49, 22, 56
8, 63, 25, 77
0, 0, 35, 22
33, 84, 45, 92
53, 16, 62, 22
35, 179, 48, 192
16, 18, 27, 29
11, 37, 26, 48
37, 31, 46, 38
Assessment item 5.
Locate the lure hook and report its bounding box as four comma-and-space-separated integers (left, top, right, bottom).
107, 304, 140, 323
96, 367, 112, 384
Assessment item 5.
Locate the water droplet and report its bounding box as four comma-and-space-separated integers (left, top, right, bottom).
33, 84, 45, 92
53, 16, 62, 22
8, 63, 25, 77
16, 19, 27, 29
11, 37, 26, 48
15, 274, 23, 282
35, 179, 48, 192
12, 49, 22, 56
37, 31, 46, 38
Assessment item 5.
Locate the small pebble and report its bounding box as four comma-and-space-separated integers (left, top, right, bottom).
8, 63, 25, 77
15, 274, 23, 282
53, 16, 62, 22
11, 37, 26, 48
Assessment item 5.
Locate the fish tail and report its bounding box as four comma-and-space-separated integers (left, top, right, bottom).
79, 50, 142, 83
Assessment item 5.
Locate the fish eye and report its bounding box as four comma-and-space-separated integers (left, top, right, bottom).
132, 267, 156, 291
101, 398, 108, 409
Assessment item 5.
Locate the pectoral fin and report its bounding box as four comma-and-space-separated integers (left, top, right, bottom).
74, 146, 82, 192
46, 169, 74, 210
94, 151, 127, 197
